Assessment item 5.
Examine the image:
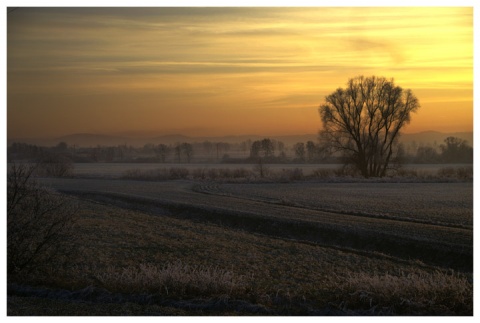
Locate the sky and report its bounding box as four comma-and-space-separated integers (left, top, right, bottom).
6, 5, 474, 139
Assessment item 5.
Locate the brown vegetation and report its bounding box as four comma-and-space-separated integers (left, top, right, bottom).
7, 164, 78, 276
7, 184, 472, 315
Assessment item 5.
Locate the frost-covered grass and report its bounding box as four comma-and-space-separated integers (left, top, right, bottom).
95, 262, 246, 298
198, 181, 472, 228
9, 194, 473, 315
13, 172, 472, 315
335, 270, 472, 315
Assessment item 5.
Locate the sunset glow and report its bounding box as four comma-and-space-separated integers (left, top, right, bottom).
7, 7, 473, 139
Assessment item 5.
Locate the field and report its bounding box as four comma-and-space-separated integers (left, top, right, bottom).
7, 164, 473, 315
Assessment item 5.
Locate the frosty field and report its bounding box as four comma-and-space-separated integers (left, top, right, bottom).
38, 177, 472, 270
9, 173, 473, 315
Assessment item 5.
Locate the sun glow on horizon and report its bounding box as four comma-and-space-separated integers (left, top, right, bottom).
7, 7, 473, 139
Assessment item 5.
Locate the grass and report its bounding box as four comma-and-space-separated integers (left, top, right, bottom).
337, 270, 472, 315
95, 262, 246, 298
8, 194, 473, 316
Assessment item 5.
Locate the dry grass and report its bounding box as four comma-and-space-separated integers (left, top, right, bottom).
94, 262, 246, 297
336, 270, 472, 315
8, 193, 473, 315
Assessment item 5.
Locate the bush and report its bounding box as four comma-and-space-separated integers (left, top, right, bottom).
7, 164, 78, 276
36, 153, 74, 177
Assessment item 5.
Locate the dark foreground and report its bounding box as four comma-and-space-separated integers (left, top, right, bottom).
8, 178, 473, 315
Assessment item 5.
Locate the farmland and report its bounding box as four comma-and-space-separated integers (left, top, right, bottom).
7, 164, 473, 315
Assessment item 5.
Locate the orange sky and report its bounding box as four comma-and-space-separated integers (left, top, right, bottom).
7, 6, 473, 139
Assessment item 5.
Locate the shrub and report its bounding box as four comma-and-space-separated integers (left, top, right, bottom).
7, 164, 78, 276
36, 153, 74, 177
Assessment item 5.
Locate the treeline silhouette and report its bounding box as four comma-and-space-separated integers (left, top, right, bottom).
8, 136, 473, 166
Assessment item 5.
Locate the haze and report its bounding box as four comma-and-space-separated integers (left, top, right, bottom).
7, 7, 473, 139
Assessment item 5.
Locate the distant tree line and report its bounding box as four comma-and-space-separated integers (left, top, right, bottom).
8, 142, 74, 177
8, 136, 472, 167
409, 137, 473, 164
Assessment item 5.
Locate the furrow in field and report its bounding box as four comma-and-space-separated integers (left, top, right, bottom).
193, 183, 471, 230
193, 182, 473, 229
38, 178, 473, 272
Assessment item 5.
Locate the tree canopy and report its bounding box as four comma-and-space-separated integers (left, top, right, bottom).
319, 75, 420, 177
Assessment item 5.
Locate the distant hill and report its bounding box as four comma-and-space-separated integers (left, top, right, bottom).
8, 131, 473, 148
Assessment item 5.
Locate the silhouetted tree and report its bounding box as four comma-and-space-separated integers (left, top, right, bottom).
250, 141, 262, 158
203, 141, 214, 157
181, 143, 194, 163
155, 144, 170, 163
415, 146, 440, 164
55, 141, 68, 152
293, 142, 306, 161
261, 138, 275, 157
37, 151, 74, 177
143, 143, 155, 154
319, 75, 420, 177
440, 137, 473, 163
240, 141, 250, 157
215, 142, 230, 160
306, 141, 317, 162
249, 138, 275, 160
174, 144, 182, 163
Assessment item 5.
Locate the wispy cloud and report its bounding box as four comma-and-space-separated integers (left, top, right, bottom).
7, 7, 473, 138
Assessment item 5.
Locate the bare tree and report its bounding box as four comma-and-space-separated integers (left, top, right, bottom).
440, 137, 473, 163
37, 151, 74, 177
261, 138, 275, 157
319, 75, 420, 177
293, 142, 306, 161
181, 143, 194, 163
250, 141, 262, 158
155, 144, 170, 163
7, 164, 78, 275
306, 141, 317, 162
